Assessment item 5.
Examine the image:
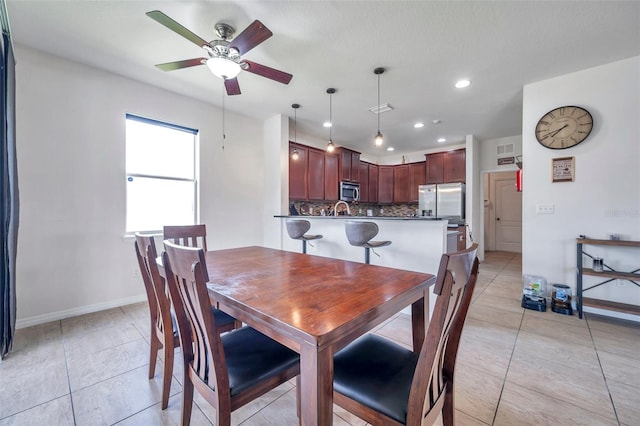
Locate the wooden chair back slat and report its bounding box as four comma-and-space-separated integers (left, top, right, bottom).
407, 244, 479, 425
164, 224, 208, 251
162, 242, 228, 404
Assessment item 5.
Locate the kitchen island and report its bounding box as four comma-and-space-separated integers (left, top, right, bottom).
275, 215, 450, 314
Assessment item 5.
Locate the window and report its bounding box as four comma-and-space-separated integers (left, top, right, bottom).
125, 114, 198, 233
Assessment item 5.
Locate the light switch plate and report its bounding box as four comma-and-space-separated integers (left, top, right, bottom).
536, 204, 554, 214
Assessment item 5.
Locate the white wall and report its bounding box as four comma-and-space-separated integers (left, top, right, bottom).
522, 56, 640, 317
15, 45, 265, 327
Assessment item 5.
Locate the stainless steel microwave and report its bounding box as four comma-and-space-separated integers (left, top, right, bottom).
339, 182, 360, 202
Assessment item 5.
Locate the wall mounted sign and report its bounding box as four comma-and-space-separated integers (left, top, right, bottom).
498, 157, 515, 165
552, 156, 575, 182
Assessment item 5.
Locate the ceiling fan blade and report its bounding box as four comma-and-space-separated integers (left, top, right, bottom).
243, 60, 293, 84
147, 10, 210, 49
155, 58, 207, 71
224, 78, 241, 96
229, 20, 273, 55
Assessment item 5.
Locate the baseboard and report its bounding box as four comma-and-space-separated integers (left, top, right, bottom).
15, 294, 148, 329
583, 306, 640, 323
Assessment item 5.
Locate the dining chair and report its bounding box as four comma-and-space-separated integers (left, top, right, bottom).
134, 234, 238, 410
332, 243, 480, 426
163, 224, 208, 250
162, 241, 300, 426
134, 233, 181, 410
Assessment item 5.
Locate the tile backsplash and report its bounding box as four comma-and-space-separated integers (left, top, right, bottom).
290, 201, 419, 217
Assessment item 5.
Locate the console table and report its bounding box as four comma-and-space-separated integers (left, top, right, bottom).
576, 238, 640, 318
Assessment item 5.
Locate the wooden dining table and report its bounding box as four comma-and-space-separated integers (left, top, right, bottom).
200, 246, 436, 426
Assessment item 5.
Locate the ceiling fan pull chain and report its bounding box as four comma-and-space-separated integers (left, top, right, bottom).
222, 84, 226, 150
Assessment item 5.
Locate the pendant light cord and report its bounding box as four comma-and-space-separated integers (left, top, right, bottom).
329, 91, 333, 141
377, 72, 381, 133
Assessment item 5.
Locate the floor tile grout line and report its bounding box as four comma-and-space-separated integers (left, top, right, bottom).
585, 314, 622, 426
59, 319, 79, 426
488, 259, 525, 426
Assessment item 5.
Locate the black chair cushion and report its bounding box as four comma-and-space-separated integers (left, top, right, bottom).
223, 327, 300, 397
211, 307, 237, 329
334, 334, 418, 424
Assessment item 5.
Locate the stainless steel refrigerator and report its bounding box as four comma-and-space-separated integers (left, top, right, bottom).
418, 183, 465, 221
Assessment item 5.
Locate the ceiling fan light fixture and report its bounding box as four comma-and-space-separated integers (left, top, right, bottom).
206, 57, 242, 80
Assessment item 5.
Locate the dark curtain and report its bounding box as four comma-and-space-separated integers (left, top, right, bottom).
1, 9, 18, 359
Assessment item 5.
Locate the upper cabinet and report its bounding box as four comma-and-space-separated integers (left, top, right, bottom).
378, 166, 394, 204
408, 162, 426, 202
307, 148, 325, 200
368, 163, 379, 203
290, 142, 339, 201
289, 143, 308, 200
426, 149, 466, 184
393, 165, 410, 203
324, 152, 339, 201
391, 162, 425, 203
339, 148, 361, 182
359, 161, 370, 203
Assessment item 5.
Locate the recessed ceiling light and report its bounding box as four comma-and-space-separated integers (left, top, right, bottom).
414, 122, 424, 128
323, 121, 332, 128
437, 138, 447, 143
455, 79, 471, 89
386, 147, 395, 151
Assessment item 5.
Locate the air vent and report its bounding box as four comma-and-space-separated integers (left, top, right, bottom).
368, 103, 394, 114
497, 143, 514, 156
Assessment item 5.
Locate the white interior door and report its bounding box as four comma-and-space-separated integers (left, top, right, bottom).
495, 176, 522, 252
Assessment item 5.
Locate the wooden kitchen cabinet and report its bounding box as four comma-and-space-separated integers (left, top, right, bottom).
339, 148, 361, 182
378, 166, 394, 204
444, 149, 466, 183
359, 161, 370, 203
324, 152, 339, 201
289, 143, 308, 200
408, 162, 426, 202
425, 149, 466, 184
307, 147, 325, 200
393, 165, 410, 203
368, 164, 379, 203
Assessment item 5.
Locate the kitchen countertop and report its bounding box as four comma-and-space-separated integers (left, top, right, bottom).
275, 215, 465, 225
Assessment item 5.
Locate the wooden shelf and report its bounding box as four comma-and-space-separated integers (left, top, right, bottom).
582, 297, 640, 316
582, 268, 640, 281
577, 238, 640, 247
576, 238, 640, 319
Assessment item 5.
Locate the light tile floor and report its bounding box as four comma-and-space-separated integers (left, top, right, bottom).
1, 251, 639, 425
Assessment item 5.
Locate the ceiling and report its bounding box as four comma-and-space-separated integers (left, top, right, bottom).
6, 1, 640, 157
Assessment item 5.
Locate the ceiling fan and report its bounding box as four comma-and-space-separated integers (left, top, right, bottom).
146, 10, 293, 95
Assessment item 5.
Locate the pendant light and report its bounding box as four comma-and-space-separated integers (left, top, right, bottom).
326, 88, 336, 152
291, 103, 300, 160
373, 67, 385, 146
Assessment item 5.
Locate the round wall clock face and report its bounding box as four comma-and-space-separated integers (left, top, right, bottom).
535, 106, 593, 149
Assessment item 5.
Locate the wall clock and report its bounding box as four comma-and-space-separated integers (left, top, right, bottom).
535, 106, 593, 149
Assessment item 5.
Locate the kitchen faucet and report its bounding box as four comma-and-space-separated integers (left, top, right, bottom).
334, 200, 351, 216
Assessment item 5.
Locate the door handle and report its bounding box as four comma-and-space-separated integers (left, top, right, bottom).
496, 217, 501, 221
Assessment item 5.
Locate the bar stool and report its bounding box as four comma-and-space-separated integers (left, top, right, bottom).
345, 221, 391, 264
286, 219, 323, 254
